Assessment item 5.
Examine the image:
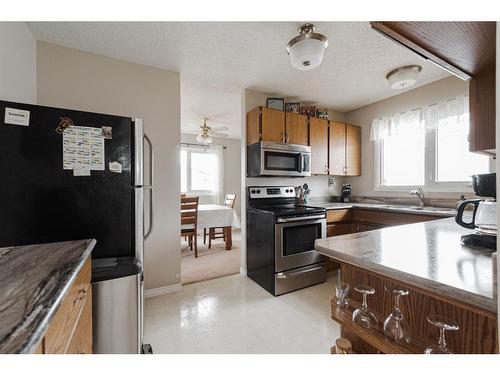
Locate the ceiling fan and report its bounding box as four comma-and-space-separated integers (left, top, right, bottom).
187, 118, 229, 145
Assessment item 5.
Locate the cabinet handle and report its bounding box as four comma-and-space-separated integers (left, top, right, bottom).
324, 164, 329, 174
73, 288, 87, 306
281, 132, 285, 143
285, 132, 290, 143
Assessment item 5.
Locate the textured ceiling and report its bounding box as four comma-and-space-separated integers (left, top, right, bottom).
28, 21, 451, 139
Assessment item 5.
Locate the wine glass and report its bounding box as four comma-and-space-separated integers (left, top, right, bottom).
352, 285, 378, 329
383, 286, 411, 343
335, 282, 350, 308
424, 315, 459, 354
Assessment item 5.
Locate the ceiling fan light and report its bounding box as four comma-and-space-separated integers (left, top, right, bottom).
386, 65, 422, 89
196, 133, 212, 145
287, 23, 328, 71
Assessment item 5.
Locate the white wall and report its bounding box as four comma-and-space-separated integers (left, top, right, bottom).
180, 133, 241, 216
36, 42, 181, 291
0, 22, 36, 103
344, 76, 477, 199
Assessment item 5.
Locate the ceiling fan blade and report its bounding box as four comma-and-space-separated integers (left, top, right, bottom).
212, 126, 229, 131
211, 132, 228, 138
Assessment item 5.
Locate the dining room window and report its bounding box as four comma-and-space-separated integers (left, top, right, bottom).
180, 145, 224, 204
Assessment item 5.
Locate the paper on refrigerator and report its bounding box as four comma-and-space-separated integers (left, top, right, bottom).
63, 126, 105, 171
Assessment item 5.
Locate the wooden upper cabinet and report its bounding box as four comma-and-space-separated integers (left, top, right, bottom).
346, 124, 361, 176
285, 112, 308, 145
329, 122, 346, 176
261, 107, 285, 143
309, 117, 329, 175
246, 107, 261, 145
370, 21, 496, 155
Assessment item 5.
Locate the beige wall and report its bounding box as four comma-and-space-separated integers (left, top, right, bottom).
180, 133, 242, 216
344, 76, 476, 199
37, 41, 181, 291
0, 22, 36, 103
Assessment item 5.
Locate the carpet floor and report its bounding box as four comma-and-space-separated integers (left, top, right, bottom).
180, 229, 241, 285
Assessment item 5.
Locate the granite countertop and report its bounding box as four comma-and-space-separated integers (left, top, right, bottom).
315, 217, 497, 313
0, 239, 96, 353
311, 201, 456, 217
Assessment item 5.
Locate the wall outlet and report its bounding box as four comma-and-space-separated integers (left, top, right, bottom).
175, 273, 181, 279
328, 176, 336, 186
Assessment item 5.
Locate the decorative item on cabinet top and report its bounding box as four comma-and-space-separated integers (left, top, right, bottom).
285, 102, 301, 113
266, 97, 285, 111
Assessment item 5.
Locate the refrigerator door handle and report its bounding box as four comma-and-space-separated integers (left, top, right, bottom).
133, 118, 144, 186
144, 133, 154, 240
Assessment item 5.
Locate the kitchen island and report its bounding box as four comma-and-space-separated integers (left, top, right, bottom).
315, 217, 498, 354
0, 239, 95, 354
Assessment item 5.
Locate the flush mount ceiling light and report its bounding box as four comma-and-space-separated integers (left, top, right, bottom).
386, 65, 422, 89
286, 23, 328, 70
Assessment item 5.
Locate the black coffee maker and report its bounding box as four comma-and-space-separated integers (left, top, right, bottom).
455, 173, 496, 250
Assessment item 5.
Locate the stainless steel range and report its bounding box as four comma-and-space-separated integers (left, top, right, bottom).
246, 186, 327, 296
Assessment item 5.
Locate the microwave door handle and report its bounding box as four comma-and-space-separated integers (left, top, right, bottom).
298, 153, 303, 173
144, 133, 154, 240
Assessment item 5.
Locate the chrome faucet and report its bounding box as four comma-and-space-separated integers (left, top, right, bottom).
409, 187, 425, 207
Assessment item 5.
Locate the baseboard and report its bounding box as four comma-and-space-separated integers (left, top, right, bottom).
145, 283, 182, 298
239, 266, 247, 276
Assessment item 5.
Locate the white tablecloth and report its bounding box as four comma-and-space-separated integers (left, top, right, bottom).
197, 204, 240, 229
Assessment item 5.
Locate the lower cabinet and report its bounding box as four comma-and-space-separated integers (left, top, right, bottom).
326, 209, 445, 238
35, 258, 92, 354
327, 223, 357, 237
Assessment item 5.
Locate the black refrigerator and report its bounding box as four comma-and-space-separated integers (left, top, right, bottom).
0, 100, 154, 354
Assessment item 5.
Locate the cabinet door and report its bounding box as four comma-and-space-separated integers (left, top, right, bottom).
261, 107, 286, 143
309, 117, 329, 175
246, 107, 261, 145
327, 223, 357, 237
285, 112, 309, 145
346, 124, 361, 176
329, 121, 346, 175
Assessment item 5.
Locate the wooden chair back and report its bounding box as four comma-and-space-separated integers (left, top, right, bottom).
181, 196, 199, 228
224, 194, 237, 209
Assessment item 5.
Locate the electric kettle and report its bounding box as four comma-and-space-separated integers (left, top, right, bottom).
455, 173, 496, 250
455, 199, 496, 235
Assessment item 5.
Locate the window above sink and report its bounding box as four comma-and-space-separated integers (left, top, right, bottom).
372, 96, 491, 193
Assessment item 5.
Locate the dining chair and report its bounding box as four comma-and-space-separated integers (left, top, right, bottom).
181, 196, 199, 258
204, 194, 236, 249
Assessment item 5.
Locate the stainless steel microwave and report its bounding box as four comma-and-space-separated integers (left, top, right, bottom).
247, 141, 311, 177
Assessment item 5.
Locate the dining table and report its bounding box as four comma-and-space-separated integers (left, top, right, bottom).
197, 204, 240, 250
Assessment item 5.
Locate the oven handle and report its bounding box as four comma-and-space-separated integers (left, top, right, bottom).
276, 265, 324, 279
276, 214, 326, 223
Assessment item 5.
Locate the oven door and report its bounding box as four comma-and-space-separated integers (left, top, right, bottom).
275, 217, 326, 272
261, 149, 310, 177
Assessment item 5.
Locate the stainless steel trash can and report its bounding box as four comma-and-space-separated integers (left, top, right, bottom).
92, 257, 142, 354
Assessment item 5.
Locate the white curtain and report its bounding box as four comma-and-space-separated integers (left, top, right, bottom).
210, 146, 224, 205
370, 95, 469, 141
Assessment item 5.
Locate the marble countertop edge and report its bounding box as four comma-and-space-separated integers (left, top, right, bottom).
315, 243, 497, 315
9, 239, 96, 354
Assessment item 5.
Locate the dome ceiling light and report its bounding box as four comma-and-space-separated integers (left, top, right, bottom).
386, 65, 422, 89
286, 23, 328, 71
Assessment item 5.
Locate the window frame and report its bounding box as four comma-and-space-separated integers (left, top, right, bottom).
374, 125, 480, 193
180, 147, 218, 198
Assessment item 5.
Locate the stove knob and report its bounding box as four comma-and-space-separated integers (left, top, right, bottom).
256, 189, 261, 193
251, 190, 256, 194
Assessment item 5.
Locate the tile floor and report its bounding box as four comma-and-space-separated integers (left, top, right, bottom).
144, 272, 341, 354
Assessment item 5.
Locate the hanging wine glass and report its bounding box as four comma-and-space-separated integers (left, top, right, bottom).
424, 315, 459, 354
383, 286, 411, 343
352, 285, 378, 329
335, 282, 350, 308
